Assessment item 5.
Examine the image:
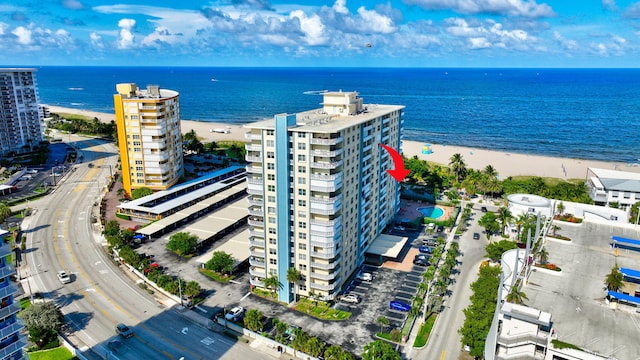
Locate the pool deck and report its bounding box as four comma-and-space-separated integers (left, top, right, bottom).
395, 200, 454, 223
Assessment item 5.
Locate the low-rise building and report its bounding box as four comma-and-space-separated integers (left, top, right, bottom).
586, 168, 640, 212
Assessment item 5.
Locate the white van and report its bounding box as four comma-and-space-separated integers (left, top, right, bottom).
426, 223, 436, 231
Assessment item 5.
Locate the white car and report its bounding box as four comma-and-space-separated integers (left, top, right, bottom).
225, 306, 244, 321
356, 272, 372, 282
339, 293, 361, 304
57, 270, 71, 284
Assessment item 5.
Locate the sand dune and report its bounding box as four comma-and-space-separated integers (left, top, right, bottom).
45, 105, 638, 179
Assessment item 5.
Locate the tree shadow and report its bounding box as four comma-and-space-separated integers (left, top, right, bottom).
64, 310, 94, 333
55, 290, 85, 307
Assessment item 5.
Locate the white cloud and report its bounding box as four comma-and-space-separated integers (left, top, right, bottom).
333, 0, 349, 14
403, 0, 555, 17
117, 18, 136, 49
0, 22, 7, 35
552, 31, 578, 51
63, 0, 84, 10
445, 17, 535, 50
12, 26, 32, 45
356, 6, 396, 34
90, 32, 104, 48
469, 37, 491, 48
623, 2, 640, 18
602, 0, 617, 11
290, 10, 327, 45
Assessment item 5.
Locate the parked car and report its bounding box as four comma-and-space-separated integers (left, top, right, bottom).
284, 325, 301, 341
481, 206, 488, 213
339, 293, 361, 304
389, 300, 411, 312
473, 233, 480, 240
115, 323, 134, 338
437, 225, 445, 233
225, 306, 245, 321
423, 240, 437, 247
356, 272, 372, 282
415, 254, 431, 261
57, 270, 71, 284
418, 245, 432, 254
413, 257, 429, 266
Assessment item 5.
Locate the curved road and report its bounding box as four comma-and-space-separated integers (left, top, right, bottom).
23, 137, 265, 360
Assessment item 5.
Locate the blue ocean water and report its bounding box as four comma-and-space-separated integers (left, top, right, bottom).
32, 66, 640, 163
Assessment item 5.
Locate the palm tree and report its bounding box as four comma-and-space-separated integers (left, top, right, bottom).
422, 266, 436, 283
538, 247, 549, 264
497, 206, 513, 236
262, 275, 281, 299
411, 295, 425, 313
556, 201, 565, 217
506, 285, 528, 305
550, 224, 561, 236
605, 264, 624, 292
287, 267, 302, 300
376, 316, 390, 333
449, 153, 467, 183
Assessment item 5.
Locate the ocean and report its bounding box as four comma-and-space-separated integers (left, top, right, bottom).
32, 66, 640, 163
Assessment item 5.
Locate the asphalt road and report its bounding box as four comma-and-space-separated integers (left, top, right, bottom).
410, 207, 489, 360
22, 135, 269, 360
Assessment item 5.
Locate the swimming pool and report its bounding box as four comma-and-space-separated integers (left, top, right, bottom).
417, 206, 445, 219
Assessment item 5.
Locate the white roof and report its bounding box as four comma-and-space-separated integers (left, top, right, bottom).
194, 230, 250, 266
366, 233, 409, 258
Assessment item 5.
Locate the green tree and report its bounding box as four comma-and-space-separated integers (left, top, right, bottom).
376, 316, 390, 333
131, 187, 154, 199
0, 202, 12, 224
506, 285, 528, 305
324, 345, 354, 360
243, 309, 264, 331
556, 201, 565, 216
290, 328, 310, 351
166, 232, 198, 257
362, 340, 401, 360
103, 219, 121, 237
485, 240, 518, 262
263, 275, 281, 299
605, 264, 624, 292
287, 267, 302, 299
305, 336, 326, 357
19, 301, 64, 348
538, 247, 549, 264
205, 251, 234, 274
184, 280, 201, 299
479, 212, 500, 240
449, 153, 467, 183
496, 206, 512, 236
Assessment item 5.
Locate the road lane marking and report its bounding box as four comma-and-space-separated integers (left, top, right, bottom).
440, 350, 446, 360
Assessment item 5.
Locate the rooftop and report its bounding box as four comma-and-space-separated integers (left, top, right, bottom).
589, 167, 640, 192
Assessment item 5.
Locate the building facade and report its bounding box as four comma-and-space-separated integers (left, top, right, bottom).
113, 83, 184, 197
586, 167, 640, 213
0, 229, 26, 359
245, 91, 404, 302
0, 68, 43, 156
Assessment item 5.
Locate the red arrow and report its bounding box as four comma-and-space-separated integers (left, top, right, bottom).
379, 144, 410, 182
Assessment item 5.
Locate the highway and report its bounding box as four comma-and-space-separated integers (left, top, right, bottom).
22, 137, 267, 360
411, 208, 489, 360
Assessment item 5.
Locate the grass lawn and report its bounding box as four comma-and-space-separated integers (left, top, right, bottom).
20, 298, 31, 310
28, 346, 74, 360
295, 298, 350, 320
199, 268, 234, 283
413, 313, 437, 347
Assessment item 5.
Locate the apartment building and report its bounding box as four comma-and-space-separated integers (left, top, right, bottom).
245, 91, 404, 302
113, 83, 184, 197
586, 167, 640, 212
0, 68, 43, 156
0, 229, 26, 359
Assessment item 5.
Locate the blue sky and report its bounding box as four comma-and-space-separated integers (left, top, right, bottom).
2, 0, 640, 67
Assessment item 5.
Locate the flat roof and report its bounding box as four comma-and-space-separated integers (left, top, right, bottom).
194, 231, 250, 266
118, 166, 244, 214
589, 168, 640, 193
365, 233, 409, 258
612, 236, 640, 247
245, 103, 404, 133
620, 267, 640, 280
176, 196, 248, 243
608, 291, 640, 305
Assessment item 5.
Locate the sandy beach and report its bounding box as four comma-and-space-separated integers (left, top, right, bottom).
46, 105, 639, 179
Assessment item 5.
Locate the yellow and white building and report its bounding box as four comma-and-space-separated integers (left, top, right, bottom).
244, 91, 404, 302
113, 83, 183, 197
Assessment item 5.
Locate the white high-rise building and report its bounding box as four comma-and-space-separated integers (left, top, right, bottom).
245, 91, 404, 302
0, 68, 44, 156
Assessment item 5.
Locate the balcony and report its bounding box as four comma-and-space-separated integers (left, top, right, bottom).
310, 148, 343, 157
246, 155, 262, 163
310, 179, 342, 193
248, 228, 264, 238
310, 260, 340, 270
310, 173, 341, 181
249, 248, 265, 258
250, 278, 265, 287
310, 159, 343, 170
248, 218, 264, 227
311, 246, 341, 259
247, 183, 264, 195
0, 337, 27, 360
0, 303, 20, 320
310, 136, 343, 145
246, 165, 262, 174
0, 264, 15, 279
0, 283, 17, 299
249, 267, 266, 278
249, 257, 265, 266
497, 330, 550, 348
247, 177, 263, 185
245, 132, 262, 140
309, 281, 338, 291
245, 144, 263, 152
248, 206, 263, 216
247, 196, 263, 206
249, 237, 265, 247
310, 216, 342, 227
310, 226, 340, 238
0, 321, 23, 342
310, 271, 337, 280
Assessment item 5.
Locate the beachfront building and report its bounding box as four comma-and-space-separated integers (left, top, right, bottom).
0, 68, 44, 156
113, 83, 184, 197
586, 168, 640, 213
0, 229, 26, 359
244, 91, 404, 302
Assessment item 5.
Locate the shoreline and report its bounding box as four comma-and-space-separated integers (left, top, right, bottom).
45, 105, 640, 179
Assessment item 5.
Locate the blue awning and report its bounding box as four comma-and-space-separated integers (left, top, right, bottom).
620, 267, 640, 281
607, 291, 640, 305
611, 236, 640, 247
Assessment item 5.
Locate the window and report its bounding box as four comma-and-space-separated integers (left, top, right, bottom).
136, 166, 143, 171
132, 135, 140, 139
268, 185, 275, 192
299, 233, 307, 240
298, 254, 307, 260
268, 228, 276, 234
298, 166, 306, 173
298, 200, 306, 207
135, 160, 143, 165
269, 248, 277, 255
269, 238, 276, 245
133, 141, 141, 146
612, 191, 619, 198
269, 259, 277, 265
298, 154, 306, 162
298, 222, 307, 229
268, 196, 276, 202
136, 173, 144, 177
267, 174, 275, 181
298, 177, 306, 185
298, 243, 307, 250
268, 206, 276, 214
298, 132, 306, 138
134, 147, 141, 152
624, 192, 631, 199
267, 163, 275, 170
267, 130, 274, 136
266, 140, 274, 147
298, 189, 306, 196
298, 211, 306, 218
268, 217, 276, 224
298, 143, 306, 150
299, 264, 307, 271
267, 151, 275, 159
